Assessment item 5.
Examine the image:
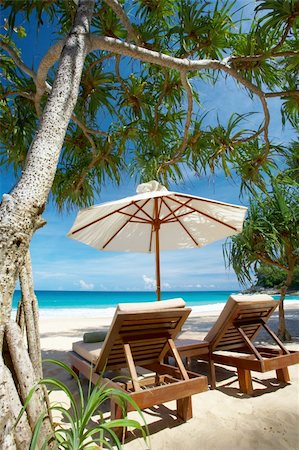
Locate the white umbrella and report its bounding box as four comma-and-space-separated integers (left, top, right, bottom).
67, 180, 247, 300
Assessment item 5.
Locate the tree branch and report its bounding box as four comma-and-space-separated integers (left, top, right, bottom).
219, 64, 270, 151
265, 90, 299, 98
224, 50, 298, 65
72, 115, 108, 137
158, 71, 193, 173
4, 32, 274, 162
35, 41, 65, 114
256, 253, 288, 272
89, 35, 221, 71
154, 69, 169, 130
87, 52, 112, 74
233, 126, 265, 145
71, 115, 97, 155
115, 55, 129, 93
1, 37, 107, 148
102, 0, 142, 44
271, 19, 294, 53
0, 40, 36, 81
0, 90, 35, 101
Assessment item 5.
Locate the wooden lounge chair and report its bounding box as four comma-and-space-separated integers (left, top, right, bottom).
174, 294, 299, 395
70, 298, 208, 423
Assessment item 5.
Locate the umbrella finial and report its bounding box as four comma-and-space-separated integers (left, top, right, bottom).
136, 180, 168, 194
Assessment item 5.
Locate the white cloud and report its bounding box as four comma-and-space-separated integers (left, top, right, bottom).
142, 275, 156, 289
162, 282, 171, 289
35, 271, 65, 279
79, 279, 94, 290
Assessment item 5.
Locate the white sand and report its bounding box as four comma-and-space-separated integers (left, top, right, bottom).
40, 302, 299, 450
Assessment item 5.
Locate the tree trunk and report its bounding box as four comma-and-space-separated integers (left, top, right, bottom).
0, 1, 95, 446
278, 265, 294, 341
19, 253, 42, 378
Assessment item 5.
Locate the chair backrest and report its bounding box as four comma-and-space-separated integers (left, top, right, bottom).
94, 298, 190, 372
205, 294, 278, 351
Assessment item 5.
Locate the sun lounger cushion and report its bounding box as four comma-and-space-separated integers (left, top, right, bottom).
83, 331, 107, 343
72, 340, 103, 364
117, 298, 185, 312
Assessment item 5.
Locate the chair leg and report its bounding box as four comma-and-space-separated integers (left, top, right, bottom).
186, 357, 191, 369
71, 365, 80, 376
237, 368, 253, 395
209, 359, 216, 389
276, 367, 290, 383
177, 396, 192, 421
110, 400, 127, 440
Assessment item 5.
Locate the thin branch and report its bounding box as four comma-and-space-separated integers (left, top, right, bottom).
35, 40, 65, 114
90, 36, 271, 150
0, 90, 35, 101
265, 90, 299, 98
71, 115, 108, 137
154, 69, 169, 130
87, 53, 112, 74
71, 115, 97, 155
271, 19, 294, 53
256, 253, 288, 272
224, 50, 298, 65
102, 0, 142, 44
233, 126, 265, 145
157, 71, 193, 173
3, 32, 274, 161
0, 40, 36, 81
220, 64, 270, 152
1, 38, 107, 145
115, 54, 129, 94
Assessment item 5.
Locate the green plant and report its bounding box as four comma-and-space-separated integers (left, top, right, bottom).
16, 359, 150, 450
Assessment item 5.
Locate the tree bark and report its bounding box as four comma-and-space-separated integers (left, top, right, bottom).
0, 325, 32, 449
278, 264, 294, 341
0, 1, 95, 446
19, 255, 42, 378
16, 297, 25, 334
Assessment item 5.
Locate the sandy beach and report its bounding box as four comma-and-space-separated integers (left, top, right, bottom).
40, 301, 299, 450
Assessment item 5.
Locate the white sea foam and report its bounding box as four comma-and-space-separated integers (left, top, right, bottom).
11, 299, 299, 320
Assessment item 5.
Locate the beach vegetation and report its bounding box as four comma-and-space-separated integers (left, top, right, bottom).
0, 0, 298, 446
16, 359, 149, 450
225, 157, 299, 340
253, 264, 299, 290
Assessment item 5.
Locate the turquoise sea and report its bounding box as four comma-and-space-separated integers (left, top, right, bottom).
12, 290, 299, 318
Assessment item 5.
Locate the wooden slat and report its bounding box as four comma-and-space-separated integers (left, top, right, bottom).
123, 317, 180, 326
167, 338, 189, 380
128, 377, 208, 411
123, 343, 141, 392
120, 323, 177, 332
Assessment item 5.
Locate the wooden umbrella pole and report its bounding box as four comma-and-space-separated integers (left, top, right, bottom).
155, 225, 161, 301
154, 198, 161, 301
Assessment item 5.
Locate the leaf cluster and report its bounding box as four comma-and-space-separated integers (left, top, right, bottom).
225, 155, 299, 285
254, 263, 299, 289
0, 0, 298, 210
16, 359, 149, 450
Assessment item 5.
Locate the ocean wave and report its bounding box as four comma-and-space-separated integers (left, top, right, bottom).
11, 299, 299, 320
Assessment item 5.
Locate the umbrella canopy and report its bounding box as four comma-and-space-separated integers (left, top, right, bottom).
67, 180, 247, 300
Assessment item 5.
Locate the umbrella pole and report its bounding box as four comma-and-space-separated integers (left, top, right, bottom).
155, 225, 161, 301
154, 198, 161, 301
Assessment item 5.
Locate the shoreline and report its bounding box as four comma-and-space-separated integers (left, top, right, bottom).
15, 298, 299, 319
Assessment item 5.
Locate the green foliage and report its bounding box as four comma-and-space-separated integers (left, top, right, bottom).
0, 0, 298, 209
254, 263, 299, 288
225, 154, 299, 286
16, 359, 149, 450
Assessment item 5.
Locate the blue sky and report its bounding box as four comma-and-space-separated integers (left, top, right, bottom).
0, 2, 295, 292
